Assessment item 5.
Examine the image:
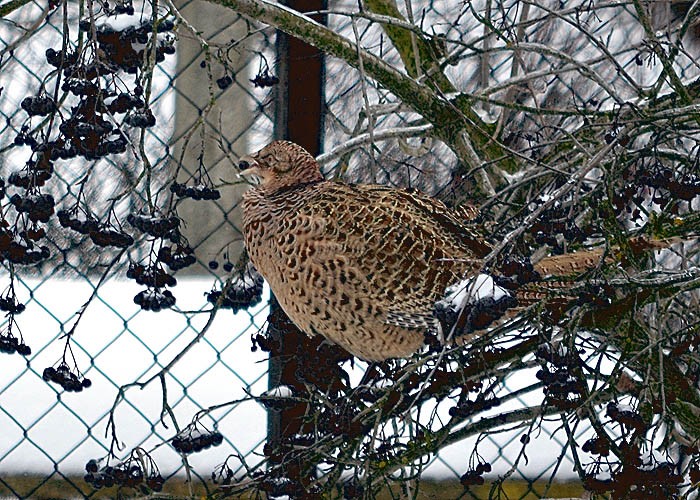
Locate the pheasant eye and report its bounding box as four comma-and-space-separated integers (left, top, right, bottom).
238, 160, 250, 170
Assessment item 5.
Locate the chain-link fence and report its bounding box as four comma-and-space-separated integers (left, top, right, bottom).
1, 0, 700, 498
0, 0, 278, 496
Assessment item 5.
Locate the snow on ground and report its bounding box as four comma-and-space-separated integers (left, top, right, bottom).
0, 277, 270, 476
0, 277, 582, 480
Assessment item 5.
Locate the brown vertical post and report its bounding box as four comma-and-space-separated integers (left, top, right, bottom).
274, 0, 325, 152
267, 0, 328, 492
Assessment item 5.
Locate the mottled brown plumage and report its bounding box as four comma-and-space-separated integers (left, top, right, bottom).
239, 141, 613, 361
240, 141, 500, 360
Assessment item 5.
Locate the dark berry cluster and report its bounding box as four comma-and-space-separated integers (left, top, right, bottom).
637, 164, 700, 202
613, 163, 700, 222
211, 461, 235, 485
448, 395, 499, 419
10, 193, 54, 222
4, 11, 187, 357
50, 68, 129, 159
434, 287, 517, 337
57, 114, 128, 159
216, 75, 233, 90
84, 453, 165, 493
90, 226, 134, 248
127, 214, 180, 238
4, 130, 57, 267
606, 402, 647, 434
267, 308, 351, 379
126, 212, 190, 311
66, 117, 112, 137
0, 227, 50, 265
525, 193, 601, 252
535, 344, 585, 410
128, 261, 177, 311
0, 287, 29, 356
133, 288, 176, 312
89, 227, 134, 248
171, 428, 223, 454
581, 396, 688, 497
127, 263, 176, 287
170, 182, 221, 200
460, 462, 492, 486
19, 227, 46, 242
20, 96, 56, 116
583, 460, 681, 498
12, 126, 37, 149
158, 244, 196, 271
80, 18, 175, 74
582, 435, 610, 456
44, 47, 77, 68
0, 294, 26, 314
493, 255, 540, 290
57, 209, 99, 234
17, 15, 175, 169
8, 164, 53, 189
124, 109, 156, 128
2, 243, 49, 265
61, 78, 99, 97
48, 140, 78, 160
107, 92, 144, 114
318, 405, 366, 439
576, 283, 615, 307
530, 218, 593, 251
0, 333, 31, 356
250, 70, 279, 88
42, 363, 92, 392
206, 265, 264, 312
14, 144, 54, 172
58, 209, 134, 248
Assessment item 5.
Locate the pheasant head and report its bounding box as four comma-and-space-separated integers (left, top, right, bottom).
238, 140, 323, 193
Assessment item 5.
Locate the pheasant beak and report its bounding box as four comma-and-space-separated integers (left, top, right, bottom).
237, 154, 263, 184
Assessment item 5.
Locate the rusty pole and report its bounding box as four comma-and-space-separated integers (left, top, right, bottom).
266, 0, 331, 493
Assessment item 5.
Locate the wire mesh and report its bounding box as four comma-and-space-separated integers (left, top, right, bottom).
1, 0, 700, 498
318, 0, 700, 495
0, 0, 277, 496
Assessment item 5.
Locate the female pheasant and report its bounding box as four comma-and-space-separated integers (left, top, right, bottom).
238, 141, 632, 361
239, 141, 505, 361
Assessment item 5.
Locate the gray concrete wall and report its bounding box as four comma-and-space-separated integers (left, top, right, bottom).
172, 0, 252, 270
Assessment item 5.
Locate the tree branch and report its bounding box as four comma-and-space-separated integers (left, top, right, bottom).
208, 0, 510, 187
363, 0, 454, 93
0, 0, 33, 18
